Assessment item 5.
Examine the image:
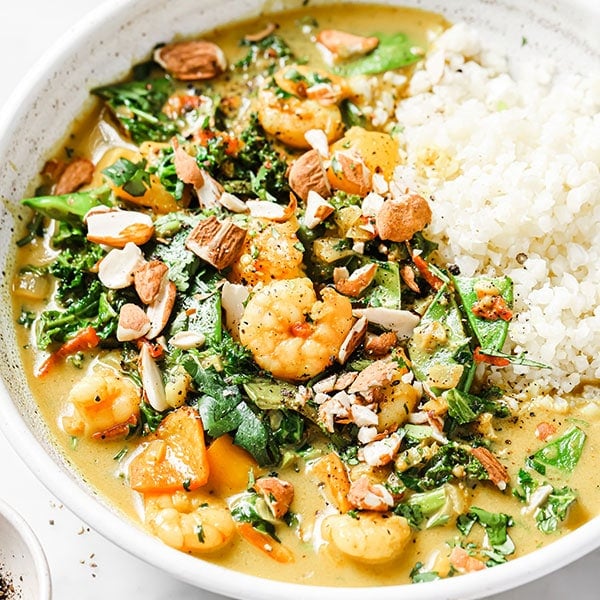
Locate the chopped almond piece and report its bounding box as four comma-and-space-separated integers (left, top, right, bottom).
288, 149, 331, 202
317, 29, 379, 61
334, 263, 378, 297
376, 194, 432, 242
303, 190, 335, 229
54, 158, 94, 195
117, 303, 151, 341
347, 475, 394, 512
400, 264, 420, 293
185, 216, 247, 270
86, 209, 154, 248
470, 446, 510, 490
328, 149, 372, 197
172, 139, 204, 188
146, 279, 177, 339
154, 40, 227, 81
338, 316, 368, 364
253, 477, 295, 519
348, 358, 397, 394
246, 195, 297, 222
98, 242, 146, 290
134, 260, 169, 304
139, 341, 168, 411
364, 331, 398, 357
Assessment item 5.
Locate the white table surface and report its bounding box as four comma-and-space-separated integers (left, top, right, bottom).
0, 1, 599, 599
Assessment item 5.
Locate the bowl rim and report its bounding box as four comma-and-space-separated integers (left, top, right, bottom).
1, 1, 600, 599
0, 497, 52, 599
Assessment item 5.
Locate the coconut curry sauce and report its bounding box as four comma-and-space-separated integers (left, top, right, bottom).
11, 3, 600, 587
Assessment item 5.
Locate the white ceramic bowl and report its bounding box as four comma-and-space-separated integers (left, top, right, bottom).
0, 498, 51, 600
0, 1, 598, 599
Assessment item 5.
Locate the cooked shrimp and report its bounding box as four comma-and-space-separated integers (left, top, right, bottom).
321, 512, 411, 564
228, 217, 304, 287
62, 367, 140, 439
257, 88, 345, 149
239, 278, 354, 381
144, 490, 236, 554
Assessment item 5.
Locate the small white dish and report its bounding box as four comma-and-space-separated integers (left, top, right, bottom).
0, 498, 51, 600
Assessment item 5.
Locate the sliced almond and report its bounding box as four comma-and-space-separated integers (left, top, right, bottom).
364, 331, 398, 357
338, 316, 368, 364
185, 216, 247, 270
169, 330, 206, 350
134, 260, 169, 304
196, 169, 224, 208
353, 307, 420, 339
361, 192, 385, 218
317, 29, 379, 61
303, 190, 335, 229
139, 342, 169, 412
86, 209, 154, 248
376, 194, 432, 242
117, 303, 151, 341
146, 279, 177, 339
154, 40, 227, 81
221, 281, 249, 339
246, 195, 297, 222
98, 242, 146, 289
54, 158, 95, 195
253, 477, 294, 519
348, 358, 397, 394
469, 446, 509, 490
289, 149, 331, 202
219, 191, 248, 213
335, 263, 378, 297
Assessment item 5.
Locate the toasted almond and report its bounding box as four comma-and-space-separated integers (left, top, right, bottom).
361, 192, 385, 218
353, 307, 420, 339
139, 342, 168, 412
54, 158, 95, 195
334, 263, 378, 297
146, 279, 176, 339
172, 139, 204, 188
86, 209, 154, 248
303, 190, 335, 229
134, 260, 169, 304
338, 316, 368, 364
246, 195, 297, 222
376, 194, 432, 242
317, 29, 379, 61
169, 330, 206, 350
98, 242, 146, 289
117, 303, 151, 341
364, 331, 398, 357
400, 264, 420, 293
348, 358, 397, 394
154, 40, 227, 81
289, 150, 331, 202
469, 446, 510, 490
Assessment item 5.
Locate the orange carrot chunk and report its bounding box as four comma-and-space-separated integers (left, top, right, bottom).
129, 406, 209, 493
236, 522, 294, 563
37, 326, 100, 377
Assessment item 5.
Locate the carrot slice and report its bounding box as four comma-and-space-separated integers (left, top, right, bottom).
37, 326, 100, 377
473, 347, 510, 367
309, 452, 352, 513
236, 523, 294, 563
206, 434, 259, 497
129, 406, 209, 493
412, 254, 444, 291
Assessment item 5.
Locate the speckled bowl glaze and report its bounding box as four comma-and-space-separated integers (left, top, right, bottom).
0, 498, 52, 600
0, 1, 598, 599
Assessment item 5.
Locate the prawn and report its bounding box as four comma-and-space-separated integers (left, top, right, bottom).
62, 367, 140, 439
228, 217, 304, 287
239, 278, 353, 381
321, 511, 411, 564
257, 88, 345, 149
144, 490, 236, 554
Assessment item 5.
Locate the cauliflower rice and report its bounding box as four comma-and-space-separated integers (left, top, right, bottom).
388, 23, 600, 398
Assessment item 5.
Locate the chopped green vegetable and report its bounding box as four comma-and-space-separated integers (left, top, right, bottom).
528, 426, 587, 475
102, 157, 151, 197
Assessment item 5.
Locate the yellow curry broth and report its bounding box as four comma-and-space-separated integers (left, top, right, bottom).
10, 2, 600, 588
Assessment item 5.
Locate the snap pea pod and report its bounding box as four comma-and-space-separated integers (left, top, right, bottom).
451, 275, 513, 353
22, 186, 111, 223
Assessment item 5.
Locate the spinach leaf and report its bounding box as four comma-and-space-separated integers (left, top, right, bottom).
102, 158, 151, 197
446, 388, 479, 424
93, 76, 178, 143
529, 426, 587, 475
147, 146, 185, 201
409, 562, 440, 584
467, 507, 513, 548
363, 260, 401, 309
337, 32, 422, 77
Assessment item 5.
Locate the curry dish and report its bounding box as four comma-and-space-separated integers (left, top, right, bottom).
11, 3, 600, 587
